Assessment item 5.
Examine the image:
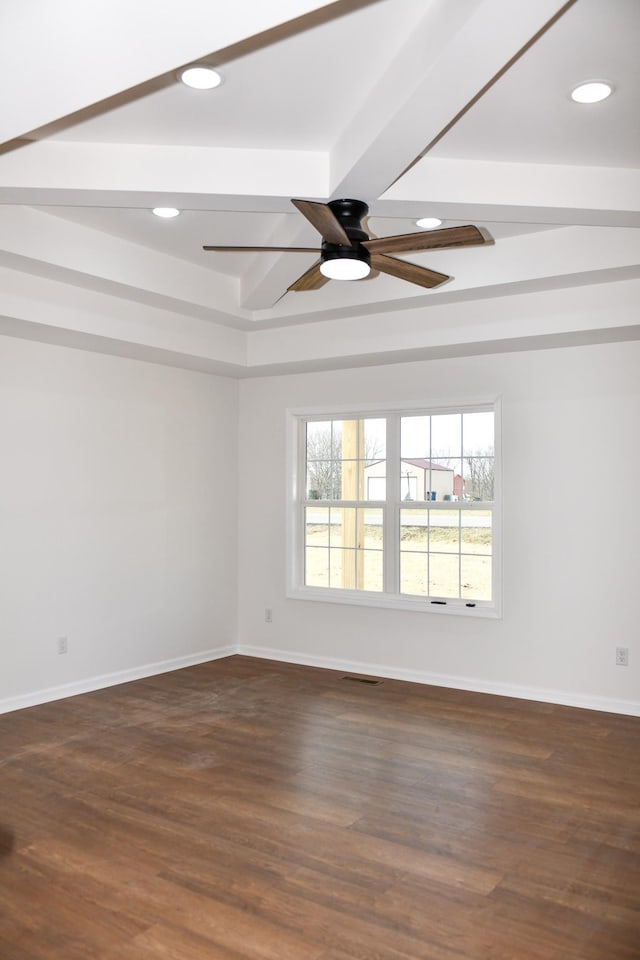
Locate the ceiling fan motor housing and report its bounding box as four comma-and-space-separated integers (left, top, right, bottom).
327, 199, 369, 243
321, 199, 371, 273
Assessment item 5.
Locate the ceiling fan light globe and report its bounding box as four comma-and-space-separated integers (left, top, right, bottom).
320, 258, 370, 281
320, 240, 371, 281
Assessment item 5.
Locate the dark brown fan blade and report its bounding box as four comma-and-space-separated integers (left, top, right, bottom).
287, 260, 330, 292
203, 245, 317, 252
362, 225, 490, 256
370, 253, 449, 289
291, 199, 352, 247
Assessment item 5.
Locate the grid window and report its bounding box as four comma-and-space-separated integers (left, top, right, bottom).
290, 403, 500, 617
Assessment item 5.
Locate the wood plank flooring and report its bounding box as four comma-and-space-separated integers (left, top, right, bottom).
0, 655, 638, 959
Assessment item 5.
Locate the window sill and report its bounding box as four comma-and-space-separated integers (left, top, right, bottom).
287, 585, 501, 619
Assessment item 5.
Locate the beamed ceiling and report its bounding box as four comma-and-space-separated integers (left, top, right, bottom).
1, 0, 639, 376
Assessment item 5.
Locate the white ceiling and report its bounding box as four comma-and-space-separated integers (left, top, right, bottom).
1, 0, 638, 376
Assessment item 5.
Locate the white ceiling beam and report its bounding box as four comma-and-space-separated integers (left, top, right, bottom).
0, 0, 337, 144
378, 157, 640, 227
5, 147, 635, 228
329, 0, 577, 200
0, 142, 329, 206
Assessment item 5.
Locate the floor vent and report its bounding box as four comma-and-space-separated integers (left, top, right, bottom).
341, 676, 382, 685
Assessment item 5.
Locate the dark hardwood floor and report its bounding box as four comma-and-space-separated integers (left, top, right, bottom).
0, 655, 638, 959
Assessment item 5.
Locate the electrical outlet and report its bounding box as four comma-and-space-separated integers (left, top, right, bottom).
57, 636, 68, 655
264, 608, 273, 623
615, 646, 629, 666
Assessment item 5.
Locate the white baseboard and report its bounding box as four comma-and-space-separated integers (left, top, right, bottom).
237, 644, 640, 718
0, 646, 235, 716
4, 642, 638, 719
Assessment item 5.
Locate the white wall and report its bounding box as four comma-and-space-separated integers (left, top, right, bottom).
3, 332, 638, 717
0, 336, 238, 711
237, 340, 640, 715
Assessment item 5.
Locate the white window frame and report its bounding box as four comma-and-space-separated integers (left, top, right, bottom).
286, 398, 502, 619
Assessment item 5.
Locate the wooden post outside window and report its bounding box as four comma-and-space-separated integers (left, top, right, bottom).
341, 419, 365, 589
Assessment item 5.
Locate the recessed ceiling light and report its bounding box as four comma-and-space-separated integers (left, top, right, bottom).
178, 65, 222, 90
416, 217, 443, 230
570, 81, 613, 104
152, 207, 180, 218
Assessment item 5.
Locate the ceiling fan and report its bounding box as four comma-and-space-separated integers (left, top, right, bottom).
203, 198, 492, 293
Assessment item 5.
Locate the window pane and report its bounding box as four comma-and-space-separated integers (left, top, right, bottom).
329, 547, 353, 589
326, 548, 384, 592
400, 507, 429, 596
341, 458, 362, 500
461, 555, 492, 601
429, 553, 460, 598
328, 507, 341, 542
462, 456, 495, 502
462, 411, 495, 503
306, 420, 333, 455
357, 548, 383, 592
431, 414, 461, 458
430, 459, 460, 502
400, 470, 419, 501
401, 415, 429, 459
400, 510, 428, 551
403, 462, 434, 502
329, 508, 343, 545
463, 411, 494, 457
340, 508, 361, 548
307, 417, 386, 503
366, 472, 386, 500
461, 511, 492, 555
306, 420, 340, 499
429, 510, 460, 553
306, 461, 340, 500
305, 506, 329, 546
400, 550, 428, 596
363, 509, 383, 548
305, 547, 328, 587
340, 420, 369, 500
338, 418, 358, 467
363, 420, 386, 500
364, 418, 386, 462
